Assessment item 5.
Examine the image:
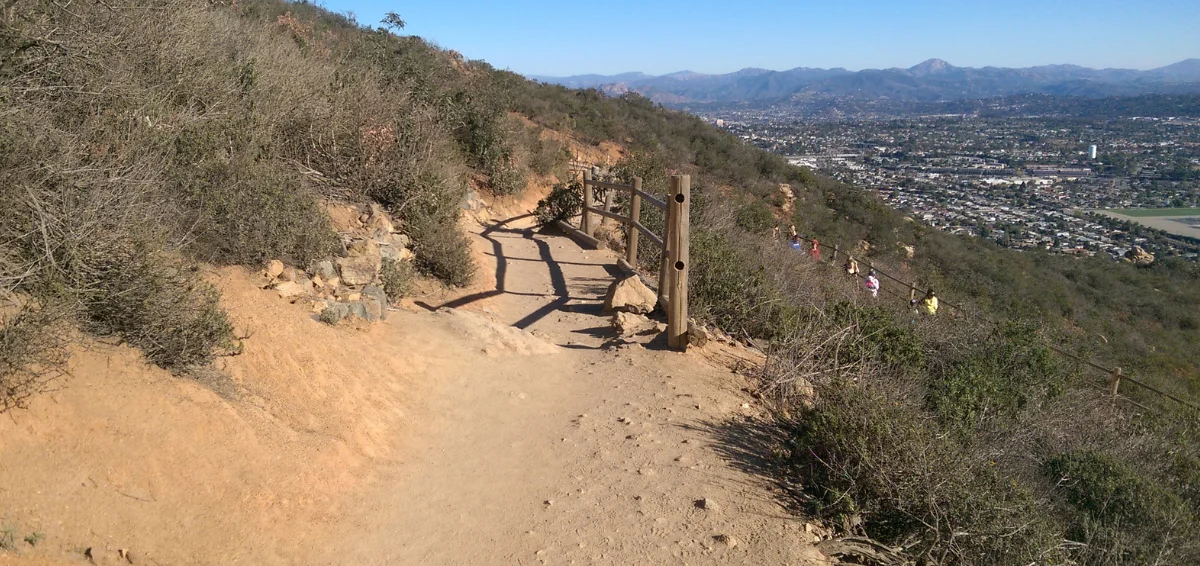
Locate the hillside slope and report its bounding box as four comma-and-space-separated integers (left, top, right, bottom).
3, 1, 1199, 564
0, 211, 829, 565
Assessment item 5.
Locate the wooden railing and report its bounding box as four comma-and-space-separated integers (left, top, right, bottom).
790, 232, 1198, 418
557, 171, 692, 350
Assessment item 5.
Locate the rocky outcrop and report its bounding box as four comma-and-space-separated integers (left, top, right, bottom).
603, 275, 658, 314
779, 184, 796, 216
262, 203, 415, 326
1124, 246, 1155, 266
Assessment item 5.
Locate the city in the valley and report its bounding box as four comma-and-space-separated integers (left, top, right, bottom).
699, 104, 1200, 261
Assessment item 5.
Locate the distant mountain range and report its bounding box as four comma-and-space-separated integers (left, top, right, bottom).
528, 59, 1200, 104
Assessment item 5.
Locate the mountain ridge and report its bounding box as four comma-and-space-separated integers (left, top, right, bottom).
529, 58, 1200, 104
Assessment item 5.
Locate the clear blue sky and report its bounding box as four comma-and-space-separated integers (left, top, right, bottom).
319, 0, 1199, 76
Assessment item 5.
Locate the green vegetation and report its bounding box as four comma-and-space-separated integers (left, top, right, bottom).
4, 1, 1200, 562
534, 181, 584, 226
0, 0, 562, 406
1108, 207, 1200, 217
492, 35, 1200, 563
380, 258, 415, 300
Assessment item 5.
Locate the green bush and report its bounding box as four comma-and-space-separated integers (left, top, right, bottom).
1047, 451, 1200, 563
527, 133, 569, 177
176, 158, 340, 267
829, 301, 925, 370
534, 181, 583, 226
407, 214, 476, 287
784, 379, 1063, 564
735, 199, 776, 235
380, 258, 414, 299
926, 321, 1064, 433
688, 229, 810, 342
488, 158, 527, 196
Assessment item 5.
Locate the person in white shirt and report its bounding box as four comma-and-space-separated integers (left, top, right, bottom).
864, 270, 880, 298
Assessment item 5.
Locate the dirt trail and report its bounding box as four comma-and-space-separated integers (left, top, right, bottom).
316, 214, 824, 564
0, 212, 824, 565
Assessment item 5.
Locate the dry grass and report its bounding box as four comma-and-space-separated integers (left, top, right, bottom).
0, 0, 555, 407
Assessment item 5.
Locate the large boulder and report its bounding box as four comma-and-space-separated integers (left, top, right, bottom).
389, 233, 412, 249
265, 259, 285, 279
310, 260, 337, 281
361, 285, 389, 320
612, 311, 653, 336
337, 240, 383, 286
319, 301, 369, 325
274, 281, 308, 301
1125, 246, 1155, 266
337, 256, 378, 286
603, 275, 658, 314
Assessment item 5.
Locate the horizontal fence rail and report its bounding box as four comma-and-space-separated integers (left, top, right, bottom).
783, 227, 1198, 418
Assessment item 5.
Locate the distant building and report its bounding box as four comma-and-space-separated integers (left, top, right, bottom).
1088, 145, 1098, 160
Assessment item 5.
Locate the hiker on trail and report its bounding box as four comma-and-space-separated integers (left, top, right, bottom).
788, 224, 797, 239
844, 256, 860, 277
789, 235, 803, 251
808, 238, 821, 261
913, 289, 938, 315
772, 225, 780, 241
864, 270, 880, 298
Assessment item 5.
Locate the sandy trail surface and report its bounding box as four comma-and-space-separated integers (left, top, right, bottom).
1, 212, 823, 565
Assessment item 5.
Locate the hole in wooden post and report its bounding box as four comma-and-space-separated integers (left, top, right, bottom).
674, 261, 685, 271
674, 194, 685, 203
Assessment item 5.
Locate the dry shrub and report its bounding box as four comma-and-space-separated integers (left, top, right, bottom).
0, 300, 69, 413
379, 258, 414, 299
407, 213, 475, 287
175, 157, 339, 266
0, 0, 501, 399
781, 376, 1066, 565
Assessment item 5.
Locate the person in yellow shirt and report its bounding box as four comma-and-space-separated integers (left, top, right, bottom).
918, 289, 938, 316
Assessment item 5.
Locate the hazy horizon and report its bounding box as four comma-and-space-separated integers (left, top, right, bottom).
320, 0, 1199, 76
525, 57, 1200, 79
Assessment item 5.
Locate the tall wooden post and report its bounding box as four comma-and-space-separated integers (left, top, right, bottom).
667, 175, 691, 351
658, 190, 675, 308
831, 245, 839, 264
627, 177, 642, 266
910, 282, 918, 303
1109, 367, 1123, 398
581, 169, 594, 236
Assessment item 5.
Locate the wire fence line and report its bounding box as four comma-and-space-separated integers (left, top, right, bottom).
780, 229, 1198, 418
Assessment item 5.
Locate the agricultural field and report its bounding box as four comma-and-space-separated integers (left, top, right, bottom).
1109, 207, 1200, 217
1097, 208, 1200, 240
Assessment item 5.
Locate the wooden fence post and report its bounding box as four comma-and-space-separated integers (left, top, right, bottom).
667, 175, 691, 350
910, 282, 918, 303
602, 189, 615, 226
1109, 367, 1123, 398
627, 177, 642, 266
658, 190, 675, 308
582, 169, 594, 236
831, 245, 839, 264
